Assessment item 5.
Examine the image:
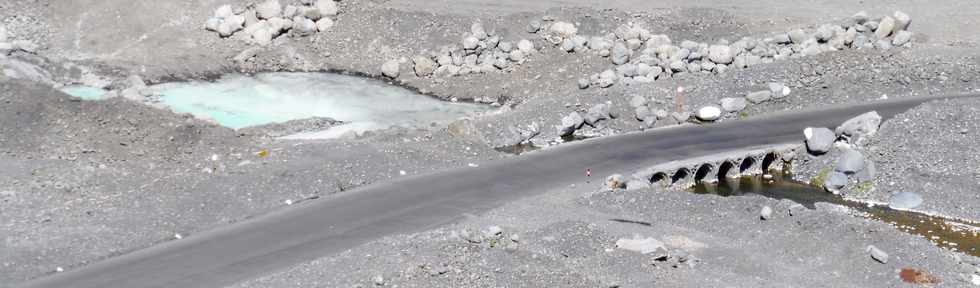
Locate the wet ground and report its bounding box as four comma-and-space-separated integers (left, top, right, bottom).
694, 174, 980, 256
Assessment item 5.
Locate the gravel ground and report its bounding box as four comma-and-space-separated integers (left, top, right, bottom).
233, 180, 980, 287
2, 0, 980, 286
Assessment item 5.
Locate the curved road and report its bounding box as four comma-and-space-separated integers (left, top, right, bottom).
20, 95, 970, 288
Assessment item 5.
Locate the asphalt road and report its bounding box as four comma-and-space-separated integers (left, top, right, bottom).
19, 95, 969, 288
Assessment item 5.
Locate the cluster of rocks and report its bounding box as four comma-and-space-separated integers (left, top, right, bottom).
568, 11, 913, 89
556, 103, 615, 137
0, 24, 39, 56
628, 94, 682, 128
381, 23, 537, 79
204, 0, 340, 46
615, 236, 700, 269
802, 111, 882, 194
695, 82, 793, 122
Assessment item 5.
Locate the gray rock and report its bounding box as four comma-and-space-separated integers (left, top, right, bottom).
874, 39, 893, 50
671, 112, 689, 123
707, 45, 734, 64
625, 178, 651, 191
824, 171, 847, 193
517, 39, 534, 54
835, 149, 866, 174
804, 127, 836, 154
788, 29, 808, 44
588, 37, 612, 51
292, 17, 317, 36
645, 34, 672, 50
380, 60, 402, 79
577, 78, 590, 89
256, 0, 282, 20
598, 69, 616, 88
836, 111, 882, 143
768, 82, 791, 98
856, 160, 876, 182
867, 245, 889, 264
413, 56, 436, 77
462, 36, 480, 50
617, 63, 638, 77
497, 41, 513, 52
509, 50, 525, 62
606, 174, 625, 189
526, 20, 542, 33
204, 17, 222, 32
888, 192, 923, 210
250, 27, 273, 46
483, 225, 503, 237
893, 11, 911, 31
560, 39, 576, 52
773, 33, 791, 44
616, 237, 667, 255
630, 95, 648, 108
548, 21, 577, 38
892, 30, 913, 46
12, 40, 38, 54
668, 60, 686, 72
655, 109, 670, 120
471, 22, 488, 40
696, 106, 722, 121
317, 0, 338, 17
720, 97, 746, 112
745, 90, 772, 104
634, 106, 651, 121
558, 112, 585, 136
315, 18, 334, 32
852, 11, 870, 24
876, 16, 896, 39
611, 42, 631, 65
585, 104, 610, 126
760, 206, 773, 220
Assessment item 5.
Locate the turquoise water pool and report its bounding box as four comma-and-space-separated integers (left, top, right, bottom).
60, 85, 109, 100
151, 72, 490, 138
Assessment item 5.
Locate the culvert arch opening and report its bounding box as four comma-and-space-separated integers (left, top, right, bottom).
694, 164, 715, 183
650, 172, 668, 184
739, 157, 758, 174
672, 168, 691, 185
761, 152, 781, 172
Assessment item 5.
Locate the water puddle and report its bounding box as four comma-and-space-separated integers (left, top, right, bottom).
693, 174, 980, 257
149, 72, 491, 138
60, 85, 109, 100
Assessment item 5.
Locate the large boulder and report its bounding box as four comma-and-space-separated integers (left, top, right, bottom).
719, 97, 746, 112
835, 149, 866, 174
836, 111, 881, 143
824, 171, 848, 193
558, 112, 585, 136
256, 0, 283, 20
875, 16, 896, 39
745, 90, 772, 104
412, 56, 437, 77
611, 42, 630, 65
696, 106, 722, 121
804, 127, 836, 154
707, 45, 733, 64
584, 103, 611, 126
381, 60, 400, 78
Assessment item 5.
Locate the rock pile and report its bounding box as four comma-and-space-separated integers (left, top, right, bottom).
559, 11, 914, 88
204, 0, 340, 46
0, 24, 39, 56
381, 22, 540, 79
801, 111, 882, 194
557, 103, 615, 137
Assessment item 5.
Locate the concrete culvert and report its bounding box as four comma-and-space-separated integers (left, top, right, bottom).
761, 152, 781, 172
671, 168, 691, 186
739, 157, 758, 174
694, 164, 715, 183
716, 160, 739, 181
650, 172, 668, 184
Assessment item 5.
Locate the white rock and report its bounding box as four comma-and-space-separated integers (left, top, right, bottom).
316, 18, 334, 32
719, 97, 746, 112
214, 5, 234, 19
708, 45, 733, 64
875, 16, 896, 39
616, 237, 667, 255
867, 245, 889, 263
317, 0, 339, 17
517, 39, 534, 54
381, 60, 400, 78
292, 17, 317, 36
893, 11, 911, 31
760, 206, 773, 220
548, 21, 577, 38
892, 30, 912, 46
471, 22, 488, 40
462, 36, 480, 50
283, 5, 298, 18
696, 106, 722, 121
256, 0, 282, 20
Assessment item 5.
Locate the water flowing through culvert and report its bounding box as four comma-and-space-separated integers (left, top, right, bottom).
692, 174, 980, 257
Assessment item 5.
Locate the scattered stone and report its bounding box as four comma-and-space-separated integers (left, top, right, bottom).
462, 36, 479, 50
855, 159, 876, 182
893, 11, 912, 31
598, 69, 616, 88
707, 45, 734, 64
413, 56, 436, 77
558, 112, 585, 136
719, 97, 747, 113
745, 90, 772, 104
876, 16, 896, 38
788, 29, 808, 44
892, 30, 913, 46
696, 106, 722, 122
577, 78, 590, 89
852, 11, 870, 24
835, 149, 866, 174
381, 60, 400, 78
548, 21, 577, 38
768, 82, 791, 98
671, 112, 689, 123
616, 237, 668, 255
517, 39, 534, 54
256, 0, 282, 20
630, 95, 648, 108
759, 206, 773, 220
866, 245, 889, 264
585, 104, 610, 126
606, 174, 625, 189
824, 171, 847, 193
471, 22, 488, 40
292, 17, 317, 36
836, 111, 882, 143
526, 20, 541, 33
317, 0, 339, 17
611, 42, 630, 65
459, 228, 482, 243
372, 275, 385, 286
315, 18, 334, 32
484, 225, 503, 237
888, 192, 924, 209
804, 127, 836, 154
